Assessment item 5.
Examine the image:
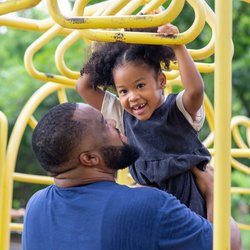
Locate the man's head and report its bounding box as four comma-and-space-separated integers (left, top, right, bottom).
32, 103, 140, 177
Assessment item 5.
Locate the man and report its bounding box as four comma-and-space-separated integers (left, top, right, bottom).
22, 103, 241, 250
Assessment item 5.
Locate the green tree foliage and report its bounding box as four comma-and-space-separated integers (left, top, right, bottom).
232, 1, 250, 117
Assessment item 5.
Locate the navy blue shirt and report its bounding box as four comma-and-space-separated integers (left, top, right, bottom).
124, 94, 211, 217
22, 181, 212, 250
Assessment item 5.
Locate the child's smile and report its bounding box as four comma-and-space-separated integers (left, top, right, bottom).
131, 103, 147, 116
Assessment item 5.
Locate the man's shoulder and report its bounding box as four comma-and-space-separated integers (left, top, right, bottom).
27, 185, 53, 205
117, 184, 173, 208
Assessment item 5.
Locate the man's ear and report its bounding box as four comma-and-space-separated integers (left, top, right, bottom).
158, 72, 166, 89
79, 151, 100, 166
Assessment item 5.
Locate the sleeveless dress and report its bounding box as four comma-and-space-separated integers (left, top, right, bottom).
101, 91, 211, 217
124, 93, 211, 217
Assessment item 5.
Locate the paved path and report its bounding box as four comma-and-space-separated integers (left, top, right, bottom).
10, 241, 22, 250
10, 233, 22, 250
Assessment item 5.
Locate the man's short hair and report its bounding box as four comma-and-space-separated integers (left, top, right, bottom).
32, 103, 86, 172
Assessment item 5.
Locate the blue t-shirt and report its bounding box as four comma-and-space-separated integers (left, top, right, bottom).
22, 181, 212, 250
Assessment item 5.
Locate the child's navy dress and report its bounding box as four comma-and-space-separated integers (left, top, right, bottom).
124, 93, 211, 217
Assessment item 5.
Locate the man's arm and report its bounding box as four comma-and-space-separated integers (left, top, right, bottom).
192, 165, 214, 222
230, 217, 242, 250
192, 165, 242, 250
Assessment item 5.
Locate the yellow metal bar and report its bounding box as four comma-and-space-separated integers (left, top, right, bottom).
80, 0, 205, 45
24, 24, 76, 86
0, 0, 41, 15
55, 30, 81, 79
1, 82, 71, 250
231, 187, 250, 232
28, 115, 38, 129
0, 1, 115, 32
231, 158, 250, 175
55, 0, 152, 80
0, 17, 54, 32
101, 0, 129, 16
188, 0, 215, 60
13, 173, 53, 185
140, 0, 166, 14
231, 187, 250, 195
0, 16, 72, 36
208, 149, 250, 158
237, 223, 250, 231
81, 0, 116, 16
204, 94, 215, 131
232, 126, 248, 149
170, 61, 214, 73
81, 0, 118, 17
10, 223, 23, 232
0, 112, 8, 247
164, 70, 179, 81
54, 0, 86, 79
231, 116, 250, 149
214, 0, 233, 248
57, 1, 172, 79
115, 0, 149, 16
202, 132, 214, 149
57, 88, 68, 103
46, 0, 185, 29
202, 94, 215, 148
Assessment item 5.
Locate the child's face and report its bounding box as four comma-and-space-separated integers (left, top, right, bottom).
113, 63, 166, 121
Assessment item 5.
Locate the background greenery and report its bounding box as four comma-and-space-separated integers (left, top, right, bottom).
0, 0, 249, 248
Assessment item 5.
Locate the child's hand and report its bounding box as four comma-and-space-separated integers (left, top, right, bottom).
157, 23, 179, 37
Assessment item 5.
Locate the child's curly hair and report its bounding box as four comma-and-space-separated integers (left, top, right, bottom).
80, 27, 176, 90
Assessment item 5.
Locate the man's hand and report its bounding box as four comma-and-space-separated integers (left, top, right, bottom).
192, 164, 214, 222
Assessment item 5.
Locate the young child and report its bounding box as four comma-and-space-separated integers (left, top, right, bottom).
77, 24, 212, 220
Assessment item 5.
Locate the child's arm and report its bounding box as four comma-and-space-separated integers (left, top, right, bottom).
76, 73, 105, 111
157, 24, 204, 121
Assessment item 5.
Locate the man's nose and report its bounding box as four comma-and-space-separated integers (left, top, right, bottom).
107, 119, 117, 128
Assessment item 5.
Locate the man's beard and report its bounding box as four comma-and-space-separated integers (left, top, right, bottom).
99, 144, 140, 170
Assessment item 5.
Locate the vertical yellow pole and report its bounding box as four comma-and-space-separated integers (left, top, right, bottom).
0, 112, 8, 249
214, 0, 232, 249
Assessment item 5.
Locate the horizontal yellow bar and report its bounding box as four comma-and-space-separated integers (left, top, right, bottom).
237, 223, 250, 231
0, 0, 41, 15
170, 61, 214, 73
80, 0, 206, 45
13, 172, 53, 185
0, 16, 73, 37
47, 0, 185, 29
10, 223, 23, 232
231, 187, 250, 195
209, 149, 250, 157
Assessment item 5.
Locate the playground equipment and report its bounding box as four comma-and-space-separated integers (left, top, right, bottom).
0, 0, 249, 249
